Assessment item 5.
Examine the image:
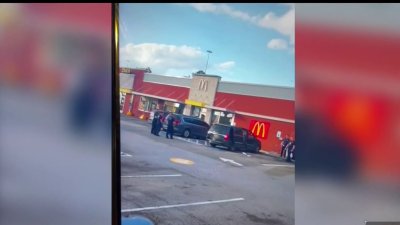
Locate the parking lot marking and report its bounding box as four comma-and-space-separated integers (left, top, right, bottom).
242, 152, 251, 157
121, 152, 132, 157
170, 157, 194, 165
174, 137, 206, 146
121, 197, 245, 213
121, 174, 182, 178
219, 157, 243, 167
262, 164, 294, 167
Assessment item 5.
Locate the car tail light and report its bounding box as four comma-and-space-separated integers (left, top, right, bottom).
174, 120, 180, 126
224, 133, 229, 141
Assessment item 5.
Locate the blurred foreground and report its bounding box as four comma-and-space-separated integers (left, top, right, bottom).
296, 3, 400, 225
0, 4, 112, 225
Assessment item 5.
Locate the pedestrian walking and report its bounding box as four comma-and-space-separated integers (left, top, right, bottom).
280, 134, 290, 157
166, 112, 175, 139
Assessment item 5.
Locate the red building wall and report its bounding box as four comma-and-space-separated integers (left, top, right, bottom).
235, 114, 294, 155
214, 92, 294, 154
131, 95, 145, 118
137, 82, 189, 102
126, 69, 190, 120
214, 92, 294, 120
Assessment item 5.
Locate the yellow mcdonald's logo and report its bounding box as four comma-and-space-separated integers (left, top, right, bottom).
252, 122, 265, 138
198, 79, 208, 91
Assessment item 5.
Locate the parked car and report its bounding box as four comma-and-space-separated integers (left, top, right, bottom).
206, 124, 261, 153
148, 110, 169, 124
162, 114, 210, 139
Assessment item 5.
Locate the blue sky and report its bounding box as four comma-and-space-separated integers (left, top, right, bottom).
119, 3, 294, 87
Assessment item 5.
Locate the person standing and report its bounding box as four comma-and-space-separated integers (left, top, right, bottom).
228, 127, 235, 151
155, 114, 163, 136
280, 134, 290, 157
166, 113, 175, 139
285, 137, 295, 162
151, 114, 158, 135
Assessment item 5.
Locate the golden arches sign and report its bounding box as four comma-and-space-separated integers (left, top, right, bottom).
198, 79, 208, 91
251, 122, 266, 138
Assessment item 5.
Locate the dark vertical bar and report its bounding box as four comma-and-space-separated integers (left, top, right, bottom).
112, 3, 121, 225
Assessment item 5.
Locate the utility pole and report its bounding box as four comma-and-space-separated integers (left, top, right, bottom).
205, 50, 212, 74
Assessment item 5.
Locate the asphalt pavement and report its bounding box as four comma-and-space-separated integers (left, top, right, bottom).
120, 116, 294, 225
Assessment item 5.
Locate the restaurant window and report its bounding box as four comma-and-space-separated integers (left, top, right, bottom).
150, 100, 157, 111
164, 102, 183, 113
211, 110, 233, 125
138, 96, 157, 112
200, 108, 207, 121
119, 92, 126, 112
191, 106, 201, 117
129, 94, 134, 111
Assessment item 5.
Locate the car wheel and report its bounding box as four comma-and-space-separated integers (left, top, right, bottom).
183, 129, 191, 138
210, 143, 216, 148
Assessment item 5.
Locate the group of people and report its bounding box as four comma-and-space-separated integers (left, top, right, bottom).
280, 135, 295, 162
150, 112, 175, 139
150, 113, 163, 136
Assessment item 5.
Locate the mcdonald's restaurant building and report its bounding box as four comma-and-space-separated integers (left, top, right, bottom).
120, 67, 294, 155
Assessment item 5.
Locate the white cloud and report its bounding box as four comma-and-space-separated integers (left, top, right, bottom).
267, 38, 288, 50
258, 8, 294, 44
281, 3, 295, 8
120, 43, 205, 74
215, 61, 236, 71
188, 3, 258, 23
187, 3, 217, 13
185, 3, 294, 45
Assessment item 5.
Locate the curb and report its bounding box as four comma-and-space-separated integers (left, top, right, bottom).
121, 115, 149, 124
259, 150, 295, 164
259, 150, 281, 159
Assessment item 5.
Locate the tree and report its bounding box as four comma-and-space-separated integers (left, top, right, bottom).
195, 70, 205, 75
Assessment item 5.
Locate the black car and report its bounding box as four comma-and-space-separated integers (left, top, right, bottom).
163, 114, 210, 139
206, 124, 261, 153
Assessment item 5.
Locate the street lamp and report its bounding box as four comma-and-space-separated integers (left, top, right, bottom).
205, 50, 212, 74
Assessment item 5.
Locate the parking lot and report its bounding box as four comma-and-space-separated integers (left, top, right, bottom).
121, 116, 294, 225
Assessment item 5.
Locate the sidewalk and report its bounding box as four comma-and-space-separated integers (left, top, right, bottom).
120, 114, 149, 124
259, 150, 281, 158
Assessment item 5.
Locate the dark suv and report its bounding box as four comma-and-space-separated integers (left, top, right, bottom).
206, 124, 261, 153
162, 114, 210, 139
